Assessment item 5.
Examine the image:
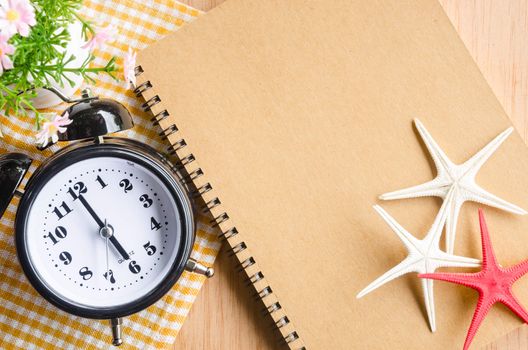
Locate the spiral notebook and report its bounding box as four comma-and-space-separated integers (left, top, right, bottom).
134, 0, 528, 348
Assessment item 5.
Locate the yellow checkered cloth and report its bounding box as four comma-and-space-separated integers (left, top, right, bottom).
0, 1, 221, 349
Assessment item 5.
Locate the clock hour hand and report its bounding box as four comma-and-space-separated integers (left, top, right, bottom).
78, 194, 104, 227
77, 194, 130, 261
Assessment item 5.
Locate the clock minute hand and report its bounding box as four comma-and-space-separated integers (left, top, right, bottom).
77, 195, 130, 261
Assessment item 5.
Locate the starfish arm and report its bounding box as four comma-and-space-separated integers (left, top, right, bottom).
444, 195, 462, 254
501, 291, 528, 324
356, 257, 418, 299
508, 259, 528, 282
372, 205, 420, 251
418, 271, 481, 290
420, 278, 437, 332
413, 118, 454, 175
465, 185, 527, 215
379, 178, 447, 200
462, 295, 494, 350
478, 209, 500, 269
429, 188, 454, 245
463, 127, 513, 177
432, 250, 481, 269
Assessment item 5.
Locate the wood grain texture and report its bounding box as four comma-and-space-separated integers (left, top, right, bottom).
174, 0, 528, 349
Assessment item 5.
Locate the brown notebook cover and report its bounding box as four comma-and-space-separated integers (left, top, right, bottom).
135, 0, 528, 348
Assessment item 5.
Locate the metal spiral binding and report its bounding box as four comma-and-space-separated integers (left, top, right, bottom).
203, 197, 221, 213
159, 124, 177, 139
276, 316, 290, 328
246, 271, 264, 287
248, 271, 264, 284
134, 65, 144, 76
239, 257, 255, 271
285, 332, 299, 344
220, 227, 238, 240
182, 168, 204, 183
180, 153, 195, 166
152, 110, 170, 126
229, 242, 247, 256
134, 64, 304, 350
265, 302, 281, 315
211, 212, 229, 227
257, 286, 273, 299
168, 139, 186, 155
142, 95, 161, 112
134, 80, 152, 96
193, 182, 212, 197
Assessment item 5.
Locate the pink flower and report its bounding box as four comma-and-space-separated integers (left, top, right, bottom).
35, 112, 73, 147
0, 33, 14, 75
82, 24, 118, 51
0, 0, 36, 38
123, 47, 137, 88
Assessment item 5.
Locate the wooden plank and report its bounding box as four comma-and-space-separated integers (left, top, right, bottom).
175, 0, 528, 348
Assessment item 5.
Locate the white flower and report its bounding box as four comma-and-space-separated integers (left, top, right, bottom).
0, 0, 37, 38
35, 112, 73, 147
82, 24, 118, 51
0, 33, 14, 75
123, 47, 137, 88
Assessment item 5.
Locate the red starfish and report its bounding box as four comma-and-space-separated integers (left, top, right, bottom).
419, 209, 528, 350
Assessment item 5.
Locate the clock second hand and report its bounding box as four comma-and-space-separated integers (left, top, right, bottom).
106, 237, 110, 275
77, 194, 130, 261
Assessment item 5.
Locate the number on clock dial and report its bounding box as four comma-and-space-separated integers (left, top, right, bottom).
119, 179, 133, 193
139, 194, 153, 208
104, 270, 116, 284
150, 217, 162, 231
79, 267, 93, 280
128, 260, 141, 274
45, 226, 68, 245
95, 175, 108, 189
143, 241, 157, 256
58, 251, 72, 265
67, 181, 87, 200
52, 202, 73, 220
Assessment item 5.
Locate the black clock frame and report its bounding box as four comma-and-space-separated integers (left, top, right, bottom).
15, 137, 195, 319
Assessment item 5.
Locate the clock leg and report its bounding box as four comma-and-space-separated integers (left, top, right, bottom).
185, 258, 215, 278
110, 317, 123, 346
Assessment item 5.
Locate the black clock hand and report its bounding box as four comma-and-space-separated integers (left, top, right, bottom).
108, 236, 130, 261
78, 194, 104, 227
77, 195, 130, 260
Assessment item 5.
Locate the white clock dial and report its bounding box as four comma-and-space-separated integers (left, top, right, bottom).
24, 156, 184, 308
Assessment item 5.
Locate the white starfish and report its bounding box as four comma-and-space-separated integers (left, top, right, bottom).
380, 118, 526, 254
356, 189, 480, 332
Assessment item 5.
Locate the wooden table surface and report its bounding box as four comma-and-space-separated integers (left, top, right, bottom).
175, 1, 528, 349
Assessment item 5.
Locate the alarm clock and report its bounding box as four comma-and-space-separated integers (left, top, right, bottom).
0, 89, 214, 346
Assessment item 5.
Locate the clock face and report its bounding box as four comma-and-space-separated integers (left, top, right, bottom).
16, 144, 194, 317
